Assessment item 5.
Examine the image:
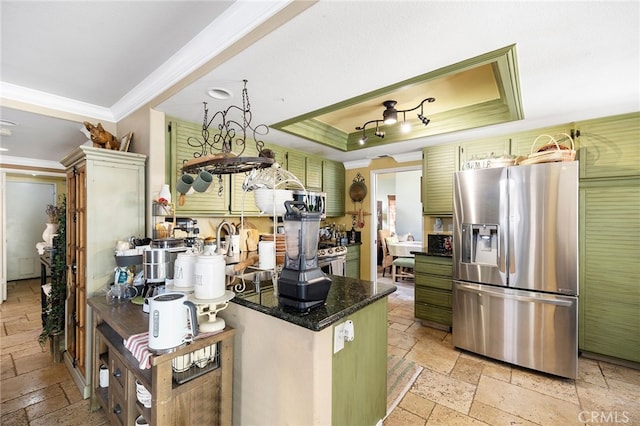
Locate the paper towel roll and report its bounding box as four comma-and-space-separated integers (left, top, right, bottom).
258, 241, 275, 270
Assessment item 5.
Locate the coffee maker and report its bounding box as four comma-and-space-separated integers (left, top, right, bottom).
278, 200, 331, 311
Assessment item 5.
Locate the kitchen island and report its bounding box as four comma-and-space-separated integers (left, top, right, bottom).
220, 275, 395, 426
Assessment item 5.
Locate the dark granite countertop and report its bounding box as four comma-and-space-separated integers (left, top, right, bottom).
230, 275, 396, 332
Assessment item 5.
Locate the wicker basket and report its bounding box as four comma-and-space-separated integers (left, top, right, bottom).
520, 133, 576, 165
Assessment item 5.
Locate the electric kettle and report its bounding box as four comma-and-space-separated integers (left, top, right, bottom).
148, 293, 199, 354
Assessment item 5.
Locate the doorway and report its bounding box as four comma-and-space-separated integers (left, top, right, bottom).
369, 166, 422, 281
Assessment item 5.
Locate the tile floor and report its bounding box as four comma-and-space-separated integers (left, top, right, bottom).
382, 274, 640, 426
2, 276, 639, 425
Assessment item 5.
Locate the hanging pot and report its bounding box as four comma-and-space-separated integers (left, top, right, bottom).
349, 181, 367, 202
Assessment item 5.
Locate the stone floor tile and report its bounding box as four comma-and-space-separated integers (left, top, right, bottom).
468, 400, 538, 426
388, 328, 420, 351
399, 391, 436, 419
411, 369, 476, 415
1, 353, 16, 380
577, 357, 607, 388
14, 350, 60, 375
0, 384, 64, 416
426, 404, 490, 426
481, 362, 512, 383
388, 345, 409, 358
60, 379, 84, 404
451, 356, 484, 385
576, 379, 640, 424
510, 367, 580, 405
28, 399, 110, 426
475, 375, 581, 425
0, 328, 41, 351
406, 322, 448, 341
25, 393, 69, 422
605, 378, 640, 403
389, 320, 412, 332
384, 406, 427, 426
405, 339, 460, 375
1, 362, 70, 403
600, 362, 640, 387
0, 408, 29, 426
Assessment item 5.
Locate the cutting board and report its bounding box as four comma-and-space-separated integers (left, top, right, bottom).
240, 228, 259, 252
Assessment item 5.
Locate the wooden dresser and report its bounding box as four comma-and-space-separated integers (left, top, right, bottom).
88, 297, 234, 425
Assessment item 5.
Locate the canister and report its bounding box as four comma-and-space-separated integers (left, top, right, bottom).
194, 254, 225, 300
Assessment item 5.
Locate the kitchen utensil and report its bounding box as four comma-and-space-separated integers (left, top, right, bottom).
176, 174, 194, 194
148, 293, 199, 354
193, 171, 213, 192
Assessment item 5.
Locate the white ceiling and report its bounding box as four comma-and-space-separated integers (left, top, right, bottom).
1, 1, 638, 168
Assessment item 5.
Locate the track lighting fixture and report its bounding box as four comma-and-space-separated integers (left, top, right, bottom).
355, 97, 435, 143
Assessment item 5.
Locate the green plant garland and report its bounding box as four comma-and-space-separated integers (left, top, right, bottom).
39, 195, 67, 346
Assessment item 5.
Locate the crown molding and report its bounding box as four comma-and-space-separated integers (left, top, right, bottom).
0, 82, 114, 122
0, 155, 65, 171
391, 151, 422, 163
344, 159, 372, 170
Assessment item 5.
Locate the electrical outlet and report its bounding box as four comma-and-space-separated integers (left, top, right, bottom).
333, 322, 345, 353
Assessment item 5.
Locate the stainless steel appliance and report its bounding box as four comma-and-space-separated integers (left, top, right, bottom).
427, 234, 453, 257
452, 161, 578, 378
278, 201, 332, 311
292, 190, 326, 219
317, 245, 347, 276
148, 293, 199, 354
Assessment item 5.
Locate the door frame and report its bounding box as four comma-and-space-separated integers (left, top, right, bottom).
368, 165, 422, 281
0, 168, 65, 302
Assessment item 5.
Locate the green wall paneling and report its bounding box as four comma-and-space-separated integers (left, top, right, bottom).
579, 177, 640, 362
322, 159, 345, 217
332, 298, 387, 425
306, 155, 323, 191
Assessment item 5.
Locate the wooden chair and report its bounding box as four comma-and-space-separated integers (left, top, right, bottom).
378, 229, 395, 277
391, 257, 415, 282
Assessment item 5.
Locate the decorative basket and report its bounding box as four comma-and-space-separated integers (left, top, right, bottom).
520, 133, 576, 165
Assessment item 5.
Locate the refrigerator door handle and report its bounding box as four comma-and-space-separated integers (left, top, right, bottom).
455, 282, 574, 307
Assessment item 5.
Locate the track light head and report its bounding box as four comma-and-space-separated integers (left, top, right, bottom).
382, 100, 398, 125
355, 97, 435, 139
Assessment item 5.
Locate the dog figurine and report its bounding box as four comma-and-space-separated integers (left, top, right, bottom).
83, 121, 120, 150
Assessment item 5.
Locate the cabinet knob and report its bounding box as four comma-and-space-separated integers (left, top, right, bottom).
113, 369, 122, 378
113, 404, 122, 415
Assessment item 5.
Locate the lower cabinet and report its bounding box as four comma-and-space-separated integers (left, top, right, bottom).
345, 244, 361, 279
89, 297, 235, 425
414, 254, 453, 330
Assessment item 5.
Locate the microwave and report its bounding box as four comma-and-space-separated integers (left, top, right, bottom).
427, 234, 453, 257
292, 190, 326, 219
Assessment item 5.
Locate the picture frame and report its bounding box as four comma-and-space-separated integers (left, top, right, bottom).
120, 132, 133, 152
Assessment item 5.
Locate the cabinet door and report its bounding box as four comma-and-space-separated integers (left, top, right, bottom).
169, 120, 230, 216
306, 156, 323, 191
422, 145, 457, 215
509, 124, 575, 158
458, 137, 510, 169
345, 245, 360, 279
579, 178, 640, 362
285, 150, 307, 187
577, 112, 640, 179
322, 159, 345, 217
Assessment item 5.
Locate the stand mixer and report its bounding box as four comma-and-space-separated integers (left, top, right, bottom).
189, 291, 235, 332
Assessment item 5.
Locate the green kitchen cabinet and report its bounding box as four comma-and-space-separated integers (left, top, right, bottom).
578, 177, 640, 362
305, 155, 323, 191
284, 149, 307, 186
422, 144, 457, 215
458, 136, 510, 169
345, 244, 360, 279
168, 120, 230, 216
322, 159, 345, 217
414, 254, 453, 330
509, 124, 576, 158
575, 112, 640, 179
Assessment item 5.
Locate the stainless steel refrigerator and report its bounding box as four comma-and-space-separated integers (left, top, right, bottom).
452, 161, 578, 379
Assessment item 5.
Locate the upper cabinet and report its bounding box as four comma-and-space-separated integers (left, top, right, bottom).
168, 120, 230, 216
575, 112, 640, 179
422, 144, 457, 215
168, 118, 345, 217
322, 159, 345, 217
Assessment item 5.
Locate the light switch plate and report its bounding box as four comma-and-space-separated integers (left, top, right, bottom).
333, 322, 345, 353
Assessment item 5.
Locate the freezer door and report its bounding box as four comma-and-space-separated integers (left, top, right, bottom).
508, 162, 578, 295
453, 167, 508, 286
452, 281, 578, 379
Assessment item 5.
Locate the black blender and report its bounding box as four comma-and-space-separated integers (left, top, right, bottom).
278, 200, 332, 311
